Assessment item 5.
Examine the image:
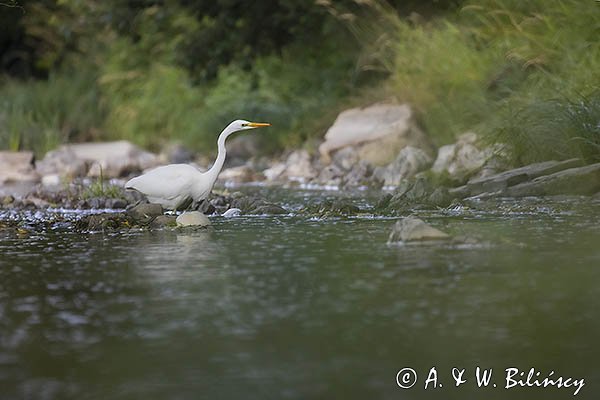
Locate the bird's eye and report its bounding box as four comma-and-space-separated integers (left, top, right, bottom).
241, 123, 248, 127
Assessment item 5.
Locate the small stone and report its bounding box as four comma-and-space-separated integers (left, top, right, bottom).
388, 217, 450, 243
222, 208, 242, 218
176, 211, 211, 227
41, 174, 61, 187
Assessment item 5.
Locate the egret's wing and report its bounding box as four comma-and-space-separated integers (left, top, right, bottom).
126, 164, 197, 200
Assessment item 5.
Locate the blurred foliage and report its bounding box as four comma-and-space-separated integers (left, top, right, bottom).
0, 66, 105, 154
0, 0, 598, 166
340, 0, 600, 163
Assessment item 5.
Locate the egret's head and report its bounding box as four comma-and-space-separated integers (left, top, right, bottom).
229, 119, 271, 133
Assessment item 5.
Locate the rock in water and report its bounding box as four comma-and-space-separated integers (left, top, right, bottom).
127, 203, 164, 222
388, 217, 449, 243
505, 162, 600, 197
150, 215, 177, 228
222, 208, 242, 218
176, 211, 211, 227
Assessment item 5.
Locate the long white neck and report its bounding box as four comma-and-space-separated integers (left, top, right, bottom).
204, 124, 236, 184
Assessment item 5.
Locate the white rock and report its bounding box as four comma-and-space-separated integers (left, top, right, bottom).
0, 151, 39, 184
263, 162, 287, 181
263, 150, 316, 182
284, 150, 317, 180
176, 211, 211, 227
41, 174, 61, 187
319, 103, 432, 166
222, 208, 242, 218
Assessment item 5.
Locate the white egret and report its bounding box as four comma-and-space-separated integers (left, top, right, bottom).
125, 119, 270, 210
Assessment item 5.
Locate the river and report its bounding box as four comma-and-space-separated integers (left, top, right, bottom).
1, 188, 599, 399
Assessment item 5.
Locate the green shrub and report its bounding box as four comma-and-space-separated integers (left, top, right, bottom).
0, 67, 105, 155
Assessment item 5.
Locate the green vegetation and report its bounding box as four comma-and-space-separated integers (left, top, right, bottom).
0, 0, 598, 165
82, 168, 124, 200
351, 0, 599, 164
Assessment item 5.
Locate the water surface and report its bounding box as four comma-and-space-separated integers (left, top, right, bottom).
1, 190, 599, 399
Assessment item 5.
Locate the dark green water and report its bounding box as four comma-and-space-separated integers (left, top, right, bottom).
1, 190, 599, 399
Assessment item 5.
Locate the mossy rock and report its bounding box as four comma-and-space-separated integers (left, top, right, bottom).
75, 213, 136, 231
379, 177, 454, 214
301, 199, 361, 217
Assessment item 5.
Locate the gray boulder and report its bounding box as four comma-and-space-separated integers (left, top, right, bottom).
343, 160, 373, 187
57, 141, 160, 178
373, 146, 432, 186
505, 162, 600, 197
262, 150, 317, 183
314, 163, 345, 187
127, 203, 163, 222
36, 148, 88, 180
319, 103, 432, 166
431, 132, 496, 183
388, 217, 450, 243
452, 158, 584, 198
378, 178, 453, 214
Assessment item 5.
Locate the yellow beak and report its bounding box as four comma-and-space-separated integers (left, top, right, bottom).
247, 122, 271, 128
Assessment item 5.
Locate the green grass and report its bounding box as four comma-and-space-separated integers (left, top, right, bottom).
0, 67, 106, 156
81, 168, 125, 200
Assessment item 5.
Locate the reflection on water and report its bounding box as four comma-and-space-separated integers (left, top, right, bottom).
1, 192, 600, 399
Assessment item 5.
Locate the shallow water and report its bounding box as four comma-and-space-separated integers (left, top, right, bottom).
1, 189, 599, 399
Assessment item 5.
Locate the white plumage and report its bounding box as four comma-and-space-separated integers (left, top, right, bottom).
125, 119, 270, 210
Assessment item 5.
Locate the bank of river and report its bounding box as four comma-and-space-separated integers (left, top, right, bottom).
1, 188, 599, 399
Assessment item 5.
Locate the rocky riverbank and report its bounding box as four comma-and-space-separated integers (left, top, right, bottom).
1, 102, 600, 226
